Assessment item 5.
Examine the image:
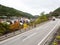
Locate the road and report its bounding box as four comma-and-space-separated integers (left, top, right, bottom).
0, 19, 60, 45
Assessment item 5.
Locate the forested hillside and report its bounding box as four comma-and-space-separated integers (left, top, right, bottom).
51, 7, 60, 17
0, 4, 34, 18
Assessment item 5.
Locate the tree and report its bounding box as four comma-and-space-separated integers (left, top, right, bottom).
34, 12, 48, 24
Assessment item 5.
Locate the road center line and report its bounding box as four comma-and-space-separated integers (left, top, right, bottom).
22, 33, 37, 42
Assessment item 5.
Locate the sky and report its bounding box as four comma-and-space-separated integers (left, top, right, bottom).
0, 0, 60, 15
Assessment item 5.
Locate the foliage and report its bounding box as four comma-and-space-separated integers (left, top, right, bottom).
0, 23, 10, 36
9, 22, 22, 31
53, 41, 58, 45
34, 12, 48, 24
23, 23, 29, 30
56, 36, 60, 40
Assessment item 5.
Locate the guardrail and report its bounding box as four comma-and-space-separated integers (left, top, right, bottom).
38, 20, 60, 45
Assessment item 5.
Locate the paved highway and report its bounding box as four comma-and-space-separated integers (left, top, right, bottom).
0, 19, 60, 45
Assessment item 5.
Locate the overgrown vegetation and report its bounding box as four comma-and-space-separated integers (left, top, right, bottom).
0, 23, 10, 36
34, 12, 48, 24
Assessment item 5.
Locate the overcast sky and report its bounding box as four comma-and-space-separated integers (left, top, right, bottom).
0, 0, 60, 15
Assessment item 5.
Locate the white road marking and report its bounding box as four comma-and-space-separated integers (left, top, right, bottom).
22, 33, 37, 41
38, 21, 59, 45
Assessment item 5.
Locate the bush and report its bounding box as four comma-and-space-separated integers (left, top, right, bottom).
34, 15, 48, 24
0, 23, 10, 36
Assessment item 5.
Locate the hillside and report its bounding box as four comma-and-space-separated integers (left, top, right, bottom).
0, 4, 34, 18
51, 7, 60, 17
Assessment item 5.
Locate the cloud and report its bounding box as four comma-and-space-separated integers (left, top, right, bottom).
0, 0, 33, 14
0, 0, 60, 15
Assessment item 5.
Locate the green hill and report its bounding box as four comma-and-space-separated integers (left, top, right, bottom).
51, 7, 60, 17
0, 4, 34, 18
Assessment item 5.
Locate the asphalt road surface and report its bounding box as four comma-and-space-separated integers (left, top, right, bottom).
0, 19, 60, 45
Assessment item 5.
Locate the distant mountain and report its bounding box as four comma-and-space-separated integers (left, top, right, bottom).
33, 15, 39, 18
51, 7, 60, 17
0, 4, 34, 18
